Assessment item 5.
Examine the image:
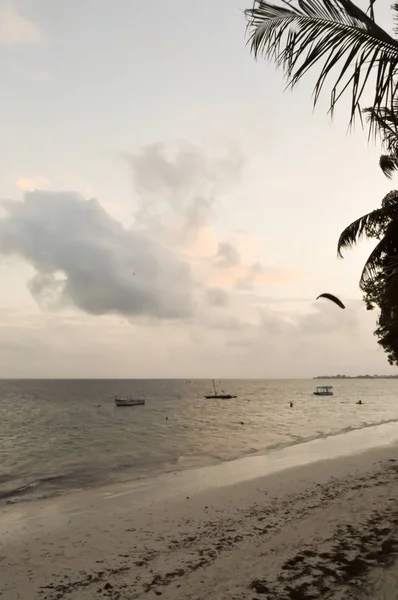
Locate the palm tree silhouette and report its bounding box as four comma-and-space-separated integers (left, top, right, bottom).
338, 190, 398, 363
364, 107, 398, 178
245, 1, 398, 132
245, 0, 398, 363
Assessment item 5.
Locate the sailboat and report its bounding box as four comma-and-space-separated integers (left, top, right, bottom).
204, 379, 237, 399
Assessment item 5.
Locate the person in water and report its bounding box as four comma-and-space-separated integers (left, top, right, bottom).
289, 401, 293, 407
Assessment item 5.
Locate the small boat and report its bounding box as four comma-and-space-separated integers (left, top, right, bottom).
313, 385, 333, 397
114, 396, 145, 407
204, 379, 237, 399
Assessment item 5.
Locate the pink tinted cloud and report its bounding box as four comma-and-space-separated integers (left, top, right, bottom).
16, 176, 50, 192
207, 264, 299, 289
0, 6, 41, 45
182, 227, 218, 261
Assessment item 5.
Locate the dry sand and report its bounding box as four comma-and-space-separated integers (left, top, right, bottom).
3, 426, 398, 600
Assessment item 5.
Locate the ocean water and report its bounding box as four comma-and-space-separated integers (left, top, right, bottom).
1, 378, 398, 505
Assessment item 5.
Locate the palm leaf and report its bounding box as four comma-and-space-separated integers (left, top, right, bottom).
381, 189, 398, 207
360, 236, 390, 286
364, 220, 398, 289
363, 106, 398, 143
368, 0, 375, 22
245, 0, 398, 126
382, 255, 398, 286
394, 2, 398, 38
363, 106, 398, 175
337, 207, 386, 256
338, 192, 398, 257
385, 256, 398, 270
379, 154, 398, 178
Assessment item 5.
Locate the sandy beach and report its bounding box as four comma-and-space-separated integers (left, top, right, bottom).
3, 424, 398, 600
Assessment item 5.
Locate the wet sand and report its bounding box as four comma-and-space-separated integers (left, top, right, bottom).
3, 425, 398, 599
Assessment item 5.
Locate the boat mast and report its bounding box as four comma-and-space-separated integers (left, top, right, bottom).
212, 379, 217, 396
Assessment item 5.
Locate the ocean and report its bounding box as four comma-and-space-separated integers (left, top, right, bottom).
1, 378, 398, 505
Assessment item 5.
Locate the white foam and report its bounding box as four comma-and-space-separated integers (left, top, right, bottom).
98, 420, 398, 503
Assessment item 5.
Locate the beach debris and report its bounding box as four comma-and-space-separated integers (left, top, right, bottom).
316, 293, 345, 309
249, 579, 270, 594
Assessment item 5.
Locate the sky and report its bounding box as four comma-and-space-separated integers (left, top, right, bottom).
0, 0, 396, 378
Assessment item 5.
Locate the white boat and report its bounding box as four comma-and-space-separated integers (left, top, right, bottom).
114, 396, 145, 407
313, 385, 333, 397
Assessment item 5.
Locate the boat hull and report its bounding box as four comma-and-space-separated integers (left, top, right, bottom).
114, 398, 145, 407
204, 394, 237, 399
313, 392, 333, 396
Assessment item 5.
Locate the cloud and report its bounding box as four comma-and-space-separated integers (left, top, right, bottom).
296, 301, 359, 336
0, 143, 306, 357
208, 262, 297, 290
215, 242, 240, 268
0, 145, 250, 323
16, 176, 50, 192
207, 228, 299, 291
0, 290, 390, 378
124, 142, 300, 299
234, 261, 263, 290
0, 5, 41, 45
0, 191, 193, 319
206, 300, 365, 373
205, 287, 229, 307
125, 142, 243, 243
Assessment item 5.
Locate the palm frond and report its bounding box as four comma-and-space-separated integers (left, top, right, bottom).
381, 189, 398, 207
363, 106, 398, 169
363, 106, 398, 144
339, 193, 398, 256
383, 254, 398, 281
245, 0, 398, 127
379, 154, 398, 178
393, 2, 398, 38
337, 207, 386, 256
360, 236, 389, 286
367, 0, 375, 22
364, 220, 398, 287
385, 255, 398, 269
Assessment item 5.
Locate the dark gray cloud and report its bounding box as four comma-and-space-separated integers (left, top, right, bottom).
0, 144, 245, 321
0, 191, 193, 319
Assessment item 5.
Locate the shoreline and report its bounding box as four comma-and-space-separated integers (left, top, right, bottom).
3, 425, 398, 598
0, 446, 398, 600
3, 417, 398, 509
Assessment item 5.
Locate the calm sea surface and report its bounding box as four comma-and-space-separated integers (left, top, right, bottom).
1, 378, 398, 505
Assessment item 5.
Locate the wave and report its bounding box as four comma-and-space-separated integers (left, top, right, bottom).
0, 479, 55, 503
0, 469, 101, 505
3, 416, 398, 506
261, 416, 398, 454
